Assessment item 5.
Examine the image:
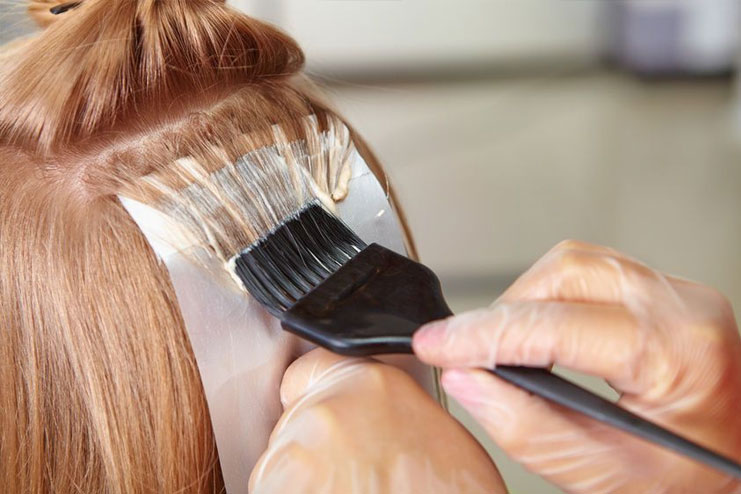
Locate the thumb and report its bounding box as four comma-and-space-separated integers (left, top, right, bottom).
279, 348, 372, 408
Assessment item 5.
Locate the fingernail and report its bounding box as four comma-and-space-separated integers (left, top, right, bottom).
412, 321, 448, 352
446, 372, 514, 430
444, 370, 499, 423
442, 369, 481, 401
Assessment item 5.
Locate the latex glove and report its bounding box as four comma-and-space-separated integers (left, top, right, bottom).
413, 240, 741, 494
248, 348, 507, 494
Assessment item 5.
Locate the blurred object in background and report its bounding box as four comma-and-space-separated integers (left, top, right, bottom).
611, 0, 740, 76
232, 0, 605, 78
0, 2, 37, 44
735, 39, 741, 141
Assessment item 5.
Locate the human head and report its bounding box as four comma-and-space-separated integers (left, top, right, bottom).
0, 1, 399, 491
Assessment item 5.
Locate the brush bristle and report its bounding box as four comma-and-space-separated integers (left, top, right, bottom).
122, 114, 357, 262
232, 203, 367, 315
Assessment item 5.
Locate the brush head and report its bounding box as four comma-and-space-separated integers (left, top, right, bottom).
231, 201, 367, 316
232, 201, 452, 356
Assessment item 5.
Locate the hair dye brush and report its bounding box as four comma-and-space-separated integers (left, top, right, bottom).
232, 201, 741, 478
124, 115, 741, 479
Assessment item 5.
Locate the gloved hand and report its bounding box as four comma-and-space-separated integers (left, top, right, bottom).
249, 348, 507, 494
413, 240, 741, 494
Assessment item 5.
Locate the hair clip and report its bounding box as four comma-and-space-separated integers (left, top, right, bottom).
50, 2, 82, 15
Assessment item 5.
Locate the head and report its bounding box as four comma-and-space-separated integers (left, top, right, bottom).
0, 1, 404, 492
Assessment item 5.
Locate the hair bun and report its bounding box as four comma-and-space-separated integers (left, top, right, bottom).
4, 0, 305, 150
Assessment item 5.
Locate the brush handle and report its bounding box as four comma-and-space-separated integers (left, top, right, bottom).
488, 366, 741, 479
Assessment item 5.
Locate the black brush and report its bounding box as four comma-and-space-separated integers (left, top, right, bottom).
234, 201, 741, 480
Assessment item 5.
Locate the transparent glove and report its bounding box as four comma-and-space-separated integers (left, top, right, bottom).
413, 240, 741, 494
248, 348, 507, 494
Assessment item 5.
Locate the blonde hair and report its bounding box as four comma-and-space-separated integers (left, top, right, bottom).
0, 1, 413, 492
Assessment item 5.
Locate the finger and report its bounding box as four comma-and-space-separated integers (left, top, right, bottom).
499, 240, 658, 306
414, 301, 644, 391
500, 248, 626, 304
441, 368, 637, 493
280, 348, 372, 408
545, 239, 628, 258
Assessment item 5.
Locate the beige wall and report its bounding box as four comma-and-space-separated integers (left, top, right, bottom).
230, 0, 605, 73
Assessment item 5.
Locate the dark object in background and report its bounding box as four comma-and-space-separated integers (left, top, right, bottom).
611, 0, 739, 76
50, 2, 82, 15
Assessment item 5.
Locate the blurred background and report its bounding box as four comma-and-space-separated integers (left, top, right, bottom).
3, 1, 741, 492
230, 1, 741, 492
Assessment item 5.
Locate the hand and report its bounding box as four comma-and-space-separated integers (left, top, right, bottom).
413, 240, 741, 494
249, 348, 507, 494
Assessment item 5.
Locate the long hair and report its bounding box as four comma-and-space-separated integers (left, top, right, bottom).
0, 1, 409, 492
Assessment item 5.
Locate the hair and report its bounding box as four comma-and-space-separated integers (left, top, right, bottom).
0, 1, 415, 492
